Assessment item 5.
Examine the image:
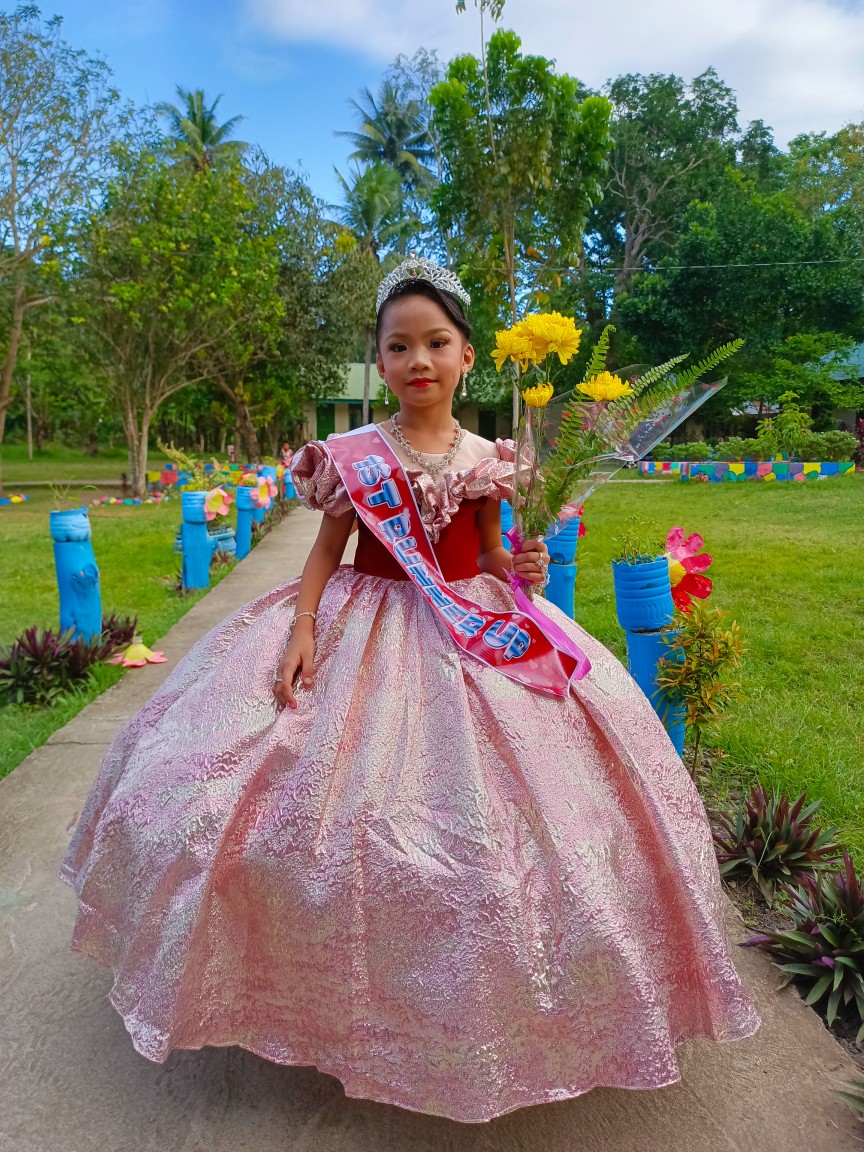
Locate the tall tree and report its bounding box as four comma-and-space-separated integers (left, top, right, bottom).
591, 70, 739, 309
74, 146, 282, 495
334, 162, 412, 423
338, 81, 434, 189
618, 167, 864, 420
430, 29, 612, 429
156, 87, 247, 171
0, 5, 120, 467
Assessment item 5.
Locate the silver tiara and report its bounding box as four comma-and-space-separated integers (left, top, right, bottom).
375, 254, 471, 314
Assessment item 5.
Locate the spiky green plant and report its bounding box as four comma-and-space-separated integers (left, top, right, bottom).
834, 1076, 864, 1120
741, 851, 864, 1041
712, 784, 843, 905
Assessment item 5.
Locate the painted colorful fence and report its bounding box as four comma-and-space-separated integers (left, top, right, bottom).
640, 461, 856, 482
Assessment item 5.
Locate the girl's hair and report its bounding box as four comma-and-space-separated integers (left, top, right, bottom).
376, 279, 472, 348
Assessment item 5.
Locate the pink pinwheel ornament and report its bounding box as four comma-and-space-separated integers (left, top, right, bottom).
204, 486, 233, 521
665, 526, 713, 613
108, 636, 168, 668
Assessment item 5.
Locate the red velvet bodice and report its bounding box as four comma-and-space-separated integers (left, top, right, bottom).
353, 498, 486, 582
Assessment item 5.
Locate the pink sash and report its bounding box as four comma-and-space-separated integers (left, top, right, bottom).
323, 425, 591, 698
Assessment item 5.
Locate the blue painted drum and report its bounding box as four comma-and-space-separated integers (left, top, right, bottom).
50, 507, 103, 641
180, 492, 210, 591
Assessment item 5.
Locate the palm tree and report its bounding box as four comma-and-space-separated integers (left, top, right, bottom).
334, 163, 415, 423
338, 81, 434, 189
156, 87, 248, 171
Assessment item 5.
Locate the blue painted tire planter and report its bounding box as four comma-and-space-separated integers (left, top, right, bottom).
544, 517, 580, 564
50, 507, 102, 641
235, 486, 255, 560
173, 522, 236, 558
624, 628, 686, 756
180, 492, 211, 591
611, 558, 674, 631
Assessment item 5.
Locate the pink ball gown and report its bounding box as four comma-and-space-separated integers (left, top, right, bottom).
59, 429, 760, 1124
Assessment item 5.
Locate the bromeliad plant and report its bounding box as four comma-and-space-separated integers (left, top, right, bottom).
741, 851, 864, 1041
0, 626, 116, 707
712, 784, 843, 906
491, 317, 743, 547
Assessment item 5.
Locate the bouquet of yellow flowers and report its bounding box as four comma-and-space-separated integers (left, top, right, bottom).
492, 316, 742, 552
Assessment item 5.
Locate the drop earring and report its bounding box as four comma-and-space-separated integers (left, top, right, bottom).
384, 381, 390, 407
460, 372, 468, 400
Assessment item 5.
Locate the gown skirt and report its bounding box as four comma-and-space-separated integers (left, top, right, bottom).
59, 439, 760, 1124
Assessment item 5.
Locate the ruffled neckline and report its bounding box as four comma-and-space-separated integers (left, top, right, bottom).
291, 435, 516, 543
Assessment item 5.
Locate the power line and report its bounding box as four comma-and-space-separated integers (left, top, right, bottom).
553, 256, 864, 274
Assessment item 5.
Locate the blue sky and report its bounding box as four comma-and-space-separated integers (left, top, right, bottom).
54, 0, 864, 207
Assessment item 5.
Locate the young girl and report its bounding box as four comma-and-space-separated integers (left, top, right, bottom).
60, 258, 759, 1124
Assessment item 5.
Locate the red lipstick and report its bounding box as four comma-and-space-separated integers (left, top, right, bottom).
407, 377, 435, 388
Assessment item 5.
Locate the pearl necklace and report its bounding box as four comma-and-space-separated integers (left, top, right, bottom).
388, 413, 465, 478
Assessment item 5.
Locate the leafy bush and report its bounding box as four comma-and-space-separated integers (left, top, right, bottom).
649, 441, 714, 462
711, 784, 843, 905
756, 391, 812, 458
0, 626, 114, 706
797, 430, 857, 462
714, 436, 762, 461
742, 851, 864, 1041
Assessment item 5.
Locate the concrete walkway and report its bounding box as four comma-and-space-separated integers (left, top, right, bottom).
1, 508, 859, 1152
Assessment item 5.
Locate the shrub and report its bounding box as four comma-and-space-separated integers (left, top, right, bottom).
714, 436, 761, 461
741, 851, 864, 1041
657, 603, 745, 772
0, 626, 114, 706
649, 441, 713, 462
797, 430, 857, 462
711, 784, 843, 905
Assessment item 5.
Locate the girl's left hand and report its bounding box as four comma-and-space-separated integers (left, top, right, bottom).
512, 537, 549, 586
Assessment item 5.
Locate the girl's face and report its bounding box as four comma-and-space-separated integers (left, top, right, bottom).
376, 294, 474, 410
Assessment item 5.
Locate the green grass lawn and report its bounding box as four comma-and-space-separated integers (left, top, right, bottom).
575, 473, 864, 863
2, 470, 862, 868
0, 442, 153, 483
0, 489, 237, 777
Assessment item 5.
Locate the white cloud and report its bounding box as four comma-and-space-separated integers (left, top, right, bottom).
244, 0, 864, 142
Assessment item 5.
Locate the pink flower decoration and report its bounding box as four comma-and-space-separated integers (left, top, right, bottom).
249, 477, 277, 510
107, 639, 168, 668
665, 526, 713, 613
204, 486, 233, 521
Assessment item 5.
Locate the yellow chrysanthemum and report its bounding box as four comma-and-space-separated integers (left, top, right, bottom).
520, 312, 582, 365
577, 371, 634, 401
492, 312, 582, 371
521, 383, 555, 408
491, 324, 534, 372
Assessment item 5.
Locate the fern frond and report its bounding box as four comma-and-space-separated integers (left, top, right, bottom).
600, 340, 743, 429
582, 325, 615, 382
627, 353, 689, 395
669, 340, 743, 393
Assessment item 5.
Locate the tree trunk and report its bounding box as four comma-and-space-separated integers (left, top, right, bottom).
363, 327, 373, 425
24, 346, 33, 461
0, 283, 27, 449
240, 407, 260, 463
123, 399, 150, 499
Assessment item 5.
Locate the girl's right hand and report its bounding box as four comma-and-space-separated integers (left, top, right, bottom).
272, 630, 315, 710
